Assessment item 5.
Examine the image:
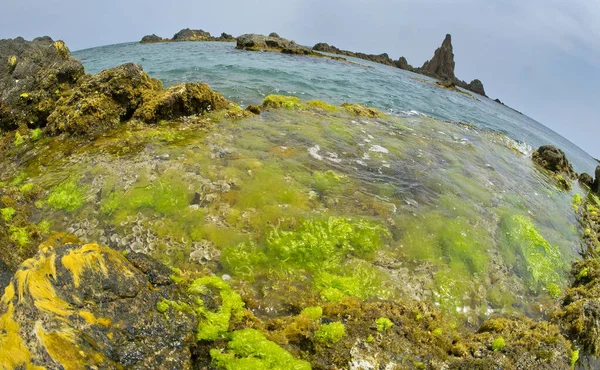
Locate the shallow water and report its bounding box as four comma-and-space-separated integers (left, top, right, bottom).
1, 104, 585, 325
73, 41, 598, 175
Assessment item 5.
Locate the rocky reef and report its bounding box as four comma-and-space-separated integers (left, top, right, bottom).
236, 34, 346, 62
1, 37, 241, 136
140, 28, 235, 44
1, 36, 600, 369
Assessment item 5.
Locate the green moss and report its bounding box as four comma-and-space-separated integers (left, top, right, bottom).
300, 306, 323, 320
210, 329, 311, 370
19, 183, 35, 195
306, 100, 339, 111
312, 170, 347, 194
9, 226, 29, 247
314, 322, 346, 345
37, 220, 51, 234
492, 337, 506, 351
499, 214, 566, 297
188, 276, 245, 341
572, 193, 583, 212
47, 178, 88, 212
376, 317, 393, 332
14, 132, 25, 146
341, 103, 382, 118
156, 300, 170, 313
571, 349, 579, 369
262, 94, 305, 109
1, 207, 16, 222
8, 172, 27, 186
30, 128, 43, 141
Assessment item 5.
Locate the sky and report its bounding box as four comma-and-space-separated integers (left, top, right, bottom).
1, 0, 599, 158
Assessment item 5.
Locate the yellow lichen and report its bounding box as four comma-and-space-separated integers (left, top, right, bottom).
8, 55, 17, 67
14, 247, 72, 316
36, 323, 106, 370
53, 41, 69, 58
61, 243, 132, 288
78, 311, 111, 327
0, 298, 43, 370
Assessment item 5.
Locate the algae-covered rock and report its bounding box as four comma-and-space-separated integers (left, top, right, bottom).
0, 243, 196, 369
0, 37, 84, 130
236, 34, 314, 56
580, 172, 594, 188
172, 28, 212, 42
532, 145, 577, 179
134, 82, 230, 123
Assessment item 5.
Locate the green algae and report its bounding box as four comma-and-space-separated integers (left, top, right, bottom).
9, 226, 29, 247
30, 128, 42, 141
14, 132, 25, 146
499, 214, 566, 297
314, 322, 346, 345
47, 177, 88, 212
188, 276, 245, 341
1, 207, 16, 222
262, 94, 304, 109
376, 317, 394, 332
210, 328, 311, 370
492, 337, 505, 351
300, 306, 323, 320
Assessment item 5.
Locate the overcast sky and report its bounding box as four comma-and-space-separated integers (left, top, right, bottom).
1, 0, 598, 158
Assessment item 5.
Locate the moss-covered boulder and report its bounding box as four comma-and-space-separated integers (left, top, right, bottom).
134, 82, 230, 123
0, 37, 84, 130
0, 243, 196, 369
46, 63, 162, 135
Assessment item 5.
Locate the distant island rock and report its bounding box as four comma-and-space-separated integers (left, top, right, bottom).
140, 28, 235, 44
313, 34, 489, 98
236, 34, 346, 62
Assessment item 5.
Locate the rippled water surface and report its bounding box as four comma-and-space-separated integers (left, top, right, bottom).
73, 41, 598, 175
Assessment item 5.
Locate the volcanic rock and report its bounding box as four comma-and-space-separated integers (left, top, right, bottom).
420, 34, 456, 80
532, 145, 577, 179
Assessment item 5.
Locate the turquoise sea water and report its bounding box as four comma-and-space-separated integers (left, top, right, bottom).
73, 41, 598, 175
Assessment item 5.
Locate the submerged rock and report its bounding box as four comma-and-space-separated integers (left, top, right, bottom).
0, 37, 84, 130
0, 243, 196, 369
532, 145, 577, 179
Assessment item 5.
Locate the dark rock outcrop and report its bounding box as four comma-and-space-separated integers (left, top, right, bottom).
0, 37, 85, 130
268, 32, 280, 38
313, 35, 487, 97
172, 28, 212, 42
420, 34, 456, 80
593, 166, 600, 194
236, 34, 314, 56
140, 34, 163, 44
579, 172, 594, 188
0, 243, 196, 369
467, 79, 486, 96
532, 145, 577, 179
139, 29, 236, 44
0, 259, 12, 290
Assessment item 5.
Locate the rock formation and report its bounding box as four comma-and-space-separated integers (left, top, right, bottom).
420, 34, 456, 80
579, 172, 594, 188
0, 37, 84, 130
313, 35, 487, 97
593, 166, 600, 194
0, 37, 240, 136
237, 34, 315, 56
140, 34, 163, 43
532, 145, 577, 190
139, 28, 236, 44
